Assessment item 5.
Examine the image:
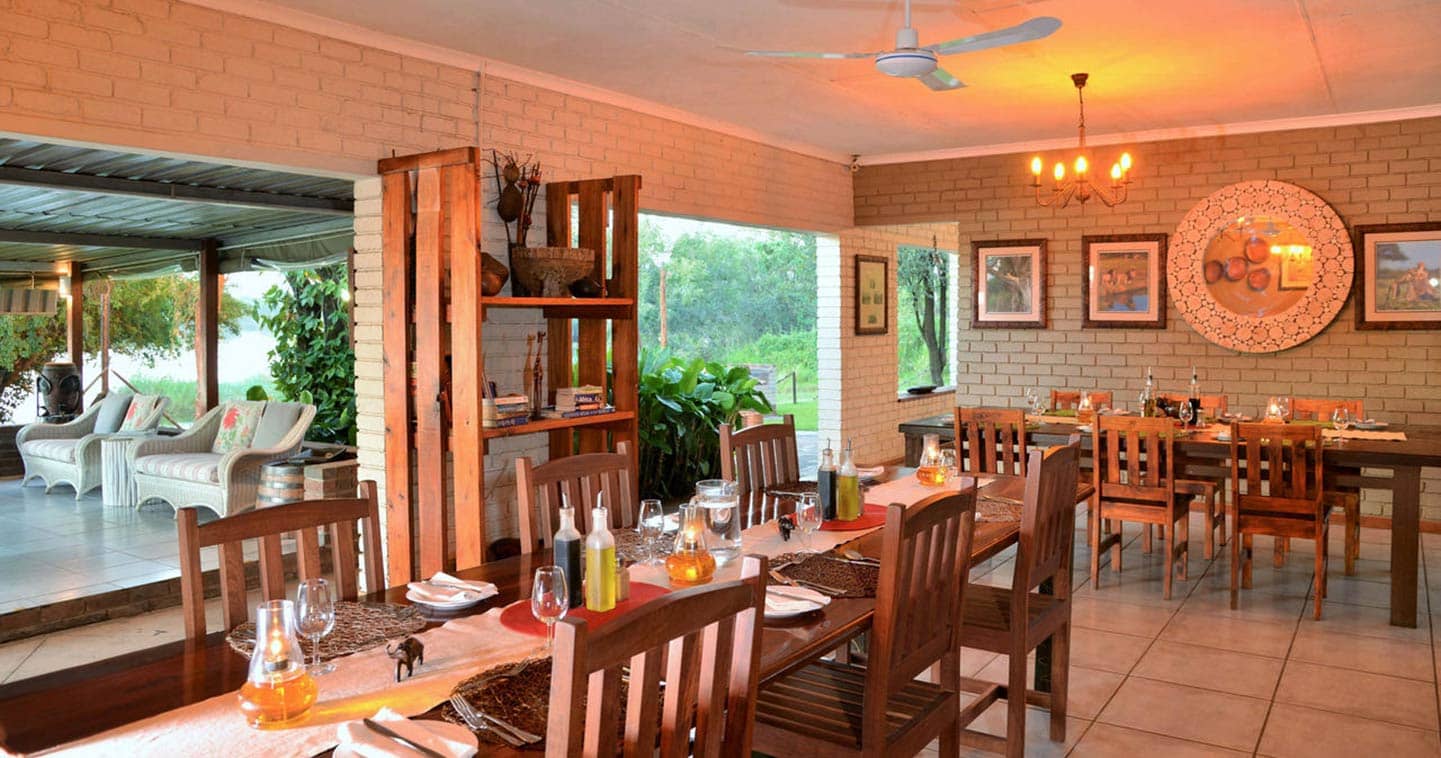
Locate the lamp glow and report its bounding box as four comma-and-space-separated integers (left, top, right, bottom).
1030, 156, 1043, 176
1074, 155, 1088, 175
1110, 163, 1122, 181
1120, 152, 1132, 171
1053, 162, 1065, 182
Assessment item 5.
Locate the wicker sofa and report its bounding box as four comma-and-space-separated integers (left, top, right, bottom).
129, 401, 315, 518
17, 393, 170, 498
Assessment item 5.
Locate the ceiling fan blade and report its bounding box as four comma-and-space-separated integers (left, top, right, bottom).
918, 68, 966, 91
924, 16, 1062, 56
744, 50, 877, 60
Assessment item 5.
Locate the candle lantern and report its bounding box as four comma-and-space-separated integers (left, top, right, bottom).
915, 433, 947, 486
1264, 396, 1288, 423
665, 503, 717, 586
237, 600, 318, 728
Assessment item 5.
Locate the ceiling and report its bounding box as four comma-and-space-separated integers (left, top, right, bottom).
251, 0, 1441, 159
0, 139, 354, 276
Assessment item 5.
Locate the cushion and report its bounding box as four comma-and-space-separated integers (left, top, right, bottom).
133, 453, 222, 483
251, 403, 304, 449
93, 393, 133, 434
23, 439, 77, 463
119, 395, 159, 432
210, 402, 264, 454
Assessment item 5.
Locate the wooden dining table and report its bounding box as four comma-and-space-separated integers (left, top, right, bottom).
901, 413, 1441, 627
0, 473, 1049, 756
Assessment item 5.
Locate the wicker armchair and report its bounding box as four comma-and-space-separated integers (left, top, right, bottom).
18, 394, 170, 498
129, 401, 315, 519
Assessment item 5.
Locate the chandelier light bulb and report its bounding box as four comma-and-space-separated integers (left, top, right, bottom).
1053, 162, 1065, 182
1120, 152, 1133, 171
1074, 155, 1088, 175
1030, 156, 1043, 175
1110, 163, 1122, 181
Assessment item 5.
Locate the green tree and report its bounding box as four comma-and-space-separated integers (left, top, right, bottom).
897, 240, 951, 389
0, 275, 244, 422
254, 265, 356, 445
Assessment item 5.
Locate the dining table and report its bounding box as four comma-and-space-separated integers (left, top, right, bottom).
901, 412, 1441, 627
0, 470, 1067, 757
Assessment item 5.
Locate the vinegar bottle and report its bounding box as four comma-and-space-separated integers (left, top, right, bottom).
836, 439, 861, 521
552, 502, 583, 609
817, 439, 837, 520
584, 503, 616, 612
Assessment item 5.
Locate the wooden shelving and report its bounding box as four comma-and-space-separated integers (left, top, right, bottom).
482, 411, 636, 440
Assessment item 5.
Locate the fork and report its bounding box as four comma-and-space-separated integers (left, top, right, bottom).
837, 549, 880, 565
468, 662, 544, 744
769, 569, 845, 596
449, 695, 526, 748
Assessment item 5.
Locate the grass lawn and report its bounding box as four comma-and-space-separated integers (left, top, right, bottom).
774, 389, 818, 431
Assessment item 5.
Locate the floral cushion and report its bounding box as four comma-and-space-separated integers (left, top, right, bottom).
133, 453, 222, 483
119, 395, 158, 432
210, 402, 265, 454
22, 439, 77, 462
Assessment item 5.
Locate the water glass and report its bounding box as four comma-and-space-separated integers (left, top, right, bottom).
795, 494, 823, 553
1332, 407, 1353, 442
1178, 401, 1195, 426
530, 567, 568, 652
638, 499, 665, 565
295, 578, 336, 676
694, 480, 742, 565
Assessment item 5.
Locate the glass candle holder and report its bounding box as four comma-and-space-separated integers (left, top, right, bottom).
665, 503, 717, 587
1264, 396, 1287, 423
915, 433, 947, 487
237, 600, 317, 728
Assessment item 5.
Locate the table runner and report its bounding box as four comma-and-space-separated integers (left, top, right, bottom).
1322, 428, 1407, 442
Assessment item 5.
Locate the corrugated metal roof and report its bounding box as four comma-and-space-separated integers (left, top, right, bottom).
0, 138, 355, 275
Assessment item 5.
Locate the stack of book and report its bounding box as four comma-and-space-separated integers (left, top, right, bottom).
542, 385, 612, 419
483, 394, 531, 428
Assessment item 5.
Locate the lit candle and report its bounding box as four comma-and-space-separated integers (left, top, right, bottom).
1110, 163, 1122, 181
1030, 156, 1043, 175
1120, 152, 1133, 171
1074, 155, 1088, 175
1053, 162, 1065, 182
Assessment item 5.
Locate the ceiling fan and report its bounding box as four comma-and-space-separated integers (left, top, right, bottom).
743, 0, 1061, 91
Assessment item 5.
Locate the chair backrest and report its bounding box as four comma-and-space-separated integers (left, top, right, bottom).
1288, 397, 1363, 422
1013, 443, 1081, 595
176, 480, 383, 640
546, 555, 767, 758
1050, 389, 1113, 410
1156, 392, 1228, 416
1229, 422, 1324, 518
953, 407, 1028, 476
864, 488, 977, 751
720, 414, 799, 524
1093, 415, 1176, 505
517, 441, 634, 553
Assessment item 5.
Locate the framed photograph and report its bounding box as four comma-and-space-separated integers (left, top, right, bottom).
854, 254, 888, 335
972, 239, 1046, 328
1082, 234, 1167, 328
1355, 222, 1441, 330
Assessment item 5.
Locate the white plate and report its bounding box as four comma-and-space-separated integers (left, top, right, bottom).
1353, 421, 1388, 430
1214, 433, 1232, 442
405, 587, 489, 611
1076, 424, 1092, 433
764, 586, 830, 620
334, 719, 477, 757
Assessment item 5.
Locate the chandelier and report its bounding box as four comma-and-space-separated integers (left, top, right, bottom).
1028, 73, 1133, 208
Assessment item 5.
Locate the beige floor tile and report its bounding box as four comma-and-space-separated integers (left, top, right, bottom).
1074, 563, 1200, 609
1160, 610, 1296, 658
1322, 575, 1424, 611
1073, 722, 1249, 757
1290, 624, 1434, 681
1098, 676, 1268, 752
1132, 639, 1285, 699
1179, 582, 1308, 626
955, 701, 1087, 758
0, 637, 41, 683
958, 646, 998, 678
1258, 702, 1441, 758
1070, 595, 1176, 637
1302, 599, 1432, 644
1274, 660, 1439, 730
973, 657, 1123, 720
1069, 627, 1151, 674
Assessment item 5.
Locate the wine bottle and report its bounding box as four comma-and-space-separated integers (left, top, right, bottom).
836, 438, 860, 521
817, 439, 837, 520
553, 502, 583, 608
584, 503, 616, 612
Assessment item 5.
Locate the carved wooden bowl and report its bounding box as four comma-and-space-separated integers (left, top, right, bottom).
512, 246, 594, 297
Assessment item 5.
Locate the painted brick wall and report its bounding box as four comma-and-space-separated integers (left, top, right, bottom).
852, 117, 1441, 519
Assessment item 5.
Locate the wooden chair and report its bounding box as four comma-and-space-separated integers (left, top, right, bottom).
754, 489, 977, 757
1156, 392, 1229, 418
1049, 390, 1112, 411
517, 441, 634, 554
1288, 397, 1363, 422
1090, 416, 1193, 599
546, 555, 767, 757
1228, 422, 1331, 619
176, 481, 382, 640
953, 407, 1028, 477
720, 414, 799, 525
1282, 398, 1363, 575
959, 443, 1079, 757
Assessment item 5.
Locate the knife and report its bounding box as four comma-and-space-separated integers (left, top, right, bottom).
362, 717, 449, 758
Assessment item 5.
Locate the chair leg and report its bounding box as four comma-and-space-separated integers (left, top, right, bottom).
1230, 526, 1241, 609
1344, 500, 1359, 576
1112, 520, 1124, 574
1048, 624, 1069, 743
1274, 537, 1286, 568
1006, 650, 1027, 758
1142, 523, 1153, 554
1089, 507, 1101, 587
1313, 526, 1325, 621
1203, 494, 1216, 560
1162, 520, 1174, 600
1242, 533, 1254, 589
1178, 510, 1189, 581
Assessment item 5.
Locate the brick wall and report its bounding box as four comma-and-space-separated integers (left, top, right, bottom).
853, 117, 1441, 519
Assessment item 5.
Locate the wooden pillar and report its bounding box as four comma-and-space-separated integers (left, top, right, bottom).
380, 171, 415, 586
195, 239, 219, 417
65, 262, 83, 372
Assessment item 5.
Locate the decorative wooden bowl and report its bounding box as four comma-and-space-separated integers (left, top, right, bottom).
512, 246, 593, 297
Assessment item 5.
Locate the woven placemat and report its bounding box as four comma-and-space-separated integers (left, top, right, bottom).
774, 552, 878, 598
614, 528, 671, 565
977, 497, 1023, 523
226, 601, 425, 661
444, 658, 646, 751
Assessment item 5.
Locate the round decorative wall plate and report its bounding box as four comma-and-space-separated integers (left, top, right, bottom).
1169, 180, 1353, 353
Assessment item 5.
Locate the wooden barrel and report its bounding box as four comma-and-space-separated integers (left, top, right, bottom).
258, 461, 306, 508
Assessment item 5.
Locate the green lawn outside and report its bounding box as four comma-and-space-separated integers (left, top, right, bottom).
773, 387, 818, 431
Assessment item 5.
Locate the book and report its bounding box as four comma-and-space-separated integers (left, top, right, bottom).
539, 405, 616, 420
483, 415, 531, 429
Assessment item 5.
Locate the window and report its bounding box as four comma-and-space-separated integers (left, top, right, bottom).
897, 241, 954, 392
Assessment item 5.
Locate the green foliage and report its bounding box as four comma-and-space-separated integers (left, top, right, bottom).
127, 375, 276, 424
723, 330, 818, 386
636, 348, 773, 500
253, 265, 356, 445
897, 243, 952, 390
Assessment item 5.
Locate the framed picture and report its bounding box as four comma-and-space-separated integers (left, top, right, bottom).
972, 239, 1046, 328
1355, 222, 1441, 330
854, 254, 888, 335
1081, 234, 1167, 328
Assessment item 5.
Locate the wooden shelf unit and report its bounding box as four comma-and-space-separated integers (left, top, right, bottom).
380, 148, 640, 581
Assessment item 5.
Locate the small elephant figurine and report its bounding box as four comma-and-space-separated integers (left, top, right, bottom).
386, 637, 424, 682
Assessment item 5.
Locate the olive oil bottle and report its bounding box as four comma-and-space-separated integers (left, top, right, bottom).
584, 503, 616, 612
836, 438, 861, 521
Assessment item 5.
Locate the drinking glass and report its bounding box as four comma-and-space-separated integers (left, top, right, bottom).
1023, 387, 1038, 412
940, 449, 957, 478
694, 480, 742, 565
795, 494, 823, 553
294, 578, 336, 676
1332, 407, 1353, 442
1178, 401, 1195, 427
530, 567, 568, 653
638, 499, 665, 565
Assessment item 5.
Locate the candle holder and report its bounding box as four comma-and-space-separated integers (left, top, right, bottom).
915, 432, 947, 486
665, 503, 716, 587
237, 600, 317, 728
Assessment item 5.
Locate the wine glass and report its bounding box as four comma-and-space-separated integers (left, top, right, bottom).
1023, 387, 1038, 413
1178, 401, 1195, 427
795, 494, 823, 553
638, 499, 665, 565
531, 567, 568, 653
1331, 407, 1353, 443
295, 578, 336, 676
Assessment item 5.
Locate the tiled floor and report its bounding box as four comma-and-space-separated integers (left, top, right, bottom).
3, 501, 1440, 756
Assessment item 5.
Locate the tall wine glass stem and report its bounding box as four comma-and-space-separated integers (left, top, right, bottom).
545, 621, 555, 653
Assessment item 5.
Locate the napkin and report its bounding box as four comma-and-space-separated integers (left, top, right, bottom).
336, 707, 477, 758
407, 572, 498, 604
764, 586, 828, 614
857, 465, 886, 480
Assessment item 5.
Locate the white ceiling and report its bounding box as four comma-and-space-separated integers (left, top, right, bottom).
252, 0, 1441, 159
